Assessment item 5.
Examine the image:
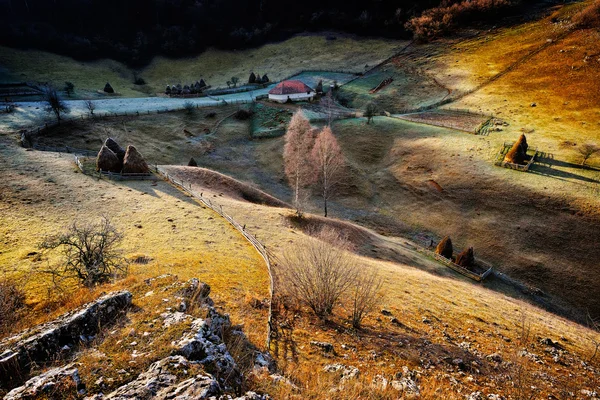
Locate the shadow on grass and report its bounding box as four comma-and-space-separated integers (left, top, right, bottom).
528, 164, 599, 184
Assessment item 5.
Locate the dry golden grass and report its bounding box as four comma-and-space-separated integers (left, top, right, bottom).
158, 165, 600, 399
0, 135, 269, 346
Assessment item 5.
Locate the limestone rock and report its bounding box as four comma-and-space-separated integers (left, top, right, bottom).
0, 291, 132, 388
323, 364, 360, 381
4, 365, 85, 399
84, 356, 221, 399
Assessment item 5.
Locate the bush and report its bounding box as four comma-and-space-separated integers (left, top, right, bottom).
183, 101, 195, 114
573, 0, 600, 28
0, 279, 26, 334
233, 108, 254, 120
39, 217, 128, 288
406, 0, 517, 41
279, 227, 358, 318
350, 269, 383, 329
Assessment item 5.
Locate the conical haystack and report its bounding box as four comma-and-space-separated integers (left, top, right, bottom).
96, 146, 121, 173
188, 157, 198, 167
435, 236, 453, 259
456, 247, 475, 269
122, 145, 149, 174
104, 82, 114, 93
104, 137, 125, 163
504, 134, 528, 164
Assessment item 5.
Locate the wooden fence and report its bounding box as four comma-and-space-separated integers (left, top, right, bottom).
156, 167, 275, 351
494, 143, 538, 172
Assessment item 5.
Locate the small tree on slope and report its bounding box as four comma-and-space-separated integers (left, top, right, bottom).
311, 126, 345, 217
283, 110, 315, 214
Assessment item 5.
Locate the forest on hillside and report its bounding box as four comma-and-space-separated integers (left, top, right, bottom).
0, 0, 538, 65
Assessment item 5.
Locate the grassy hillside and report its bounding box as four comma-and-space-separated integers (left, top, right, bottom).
162, 165, 600, 399
0, 134, 269, 346
0, 35, 405, 99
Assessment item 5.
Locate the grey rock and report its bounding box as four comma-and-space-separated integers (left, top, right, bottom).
0, 291, 132, 387
323, 364, 359, 381
174, 307, 241, 390
391, 366, 419, 397
5, 364, 85, 399
467, 392, 484, 400
310, 341, 334, 353
486, 353, 503, 363
84, 356, 221, 400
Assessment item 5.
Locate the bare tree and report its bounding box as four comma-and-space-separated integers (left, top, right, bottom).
364, 102, 378, 125
578, 142, 600, 166
42, 86, 69, 122
278, 227, 358, 318
350, 269, 383, 329
283, 110, 315, 214
320, 90, 336, 126
311, 126, 345, 217
39, 217, 128, 287
231, 76, 240, 88
84, 99, 96, 116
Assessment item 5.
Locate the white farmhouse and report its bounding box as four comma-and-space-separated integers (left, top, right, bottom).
268, 80, 315, 103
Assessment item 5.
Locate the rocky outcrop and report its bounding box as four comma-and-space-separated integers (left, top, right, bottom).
84, 356, 221, 400
4, 364, 85, 400
0, 291, 132, 388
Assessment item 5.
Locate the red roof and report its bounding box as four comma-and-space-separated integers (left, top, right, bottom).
268, 80, 314, 95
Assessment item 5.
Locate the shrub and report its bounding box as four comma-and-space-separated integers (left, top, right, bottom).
183, 101, 195, 114
64, 81, 75, 97
279, 227, 358, 318
233, 108, 253, 120
39, 217, 128, 288
0, 279, 26, 334
572, 0, 600, 28
406, 0, 517, 41
133, 73, 146, 85
350, 269, 383, 329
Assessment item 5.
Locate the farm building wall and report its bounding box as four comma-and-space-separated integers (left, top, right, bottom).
268, 92, 315, 103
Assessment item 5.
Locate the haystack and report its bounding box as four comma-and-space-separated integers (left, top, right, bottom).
188, 157, 198, 167
165, 85, 172, 95
104, 137, 125, 163
262, 74, 269, 83
456, 247, 475, 269
122, 145, 149, 174
435, 236, 453, 259
104, 82, 114, 93
199, 79, 207, 88
96, 146, 121, 173
504, 134, 528, 164
249, 72, 256, 84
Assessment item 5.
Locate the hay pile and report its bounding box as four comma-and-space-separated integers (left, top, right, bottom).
123, 145, 149, 174
456, 247, 475, 269
104, 138, 125, 163
435, 236, 453, 259
104, 82, 114, 93
188, 157, 198, 167
504, 134, 529, 164
96, 146, 121, 172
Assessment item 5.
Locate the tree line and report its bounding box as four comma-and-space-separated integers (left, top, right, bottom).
0, 0, 535, 66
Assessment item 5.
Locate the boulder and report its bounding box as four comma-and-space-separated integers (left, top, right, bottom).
174, 306, 242, 390
4, 364, 85, 399
84, 356, 221, 399
0, 291, 132, 388
323, 364, 359, 381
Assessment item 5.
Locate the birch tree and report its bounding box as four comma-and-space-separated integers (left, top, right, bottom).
311, 126, 345, 217
283, 110, 315, 214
